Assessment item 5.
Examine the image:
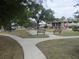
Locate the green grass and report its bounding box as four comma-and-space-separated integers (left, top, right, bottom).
55, 30, 79, 36
37, 38, 79, 59
0, 30, 30, 38
26, 34, 49, 38
46, 29, 54, 32
46, 29, 79, 36
0, 30, 48, 38
7, 30, 31, 38
0, 35, 24, 59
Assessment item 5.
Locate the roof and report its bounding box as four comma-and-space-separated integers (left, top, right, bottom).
39, 21, 46, 25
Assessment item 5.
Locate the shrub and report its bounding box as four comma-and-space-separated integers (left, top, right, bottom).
72, 26, 79, 31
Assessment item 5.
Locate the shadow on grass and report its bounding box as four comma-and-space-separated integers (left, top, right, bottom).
0, 35, 24, 59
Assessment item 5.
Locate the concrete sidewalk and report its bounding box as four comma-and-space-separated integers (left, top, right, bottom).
0, 34, 47, 59
1, 34, 79, 59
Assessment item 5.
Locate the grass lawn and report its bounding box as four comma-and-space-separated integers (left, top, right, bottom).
25, 34, 49, 38
46, 29, 54, 32
0, 35, 24, 59
7, 30, 31, 38
0, 30, 30, 38
0, 30, 48, 38
55, 29, 79, 36
37, 38, 79, 59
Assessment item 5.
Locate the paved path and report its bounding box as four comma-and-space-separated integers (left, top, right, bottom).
1, 33, 79, 59
0, 34, 47, 59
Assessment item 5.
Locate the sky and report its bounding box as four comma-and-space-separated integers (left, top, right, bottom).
43, 0, 79, 18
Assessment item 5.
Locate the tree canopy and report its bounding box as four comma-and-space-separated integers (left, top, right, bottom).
0, 0, 42, 29
39, 9, 55, 23
0, 0, 26, 29
0, 0, 55, 30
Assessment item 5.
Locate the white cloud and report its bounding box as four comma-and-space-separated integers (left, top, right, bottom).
44, 0, 78, 18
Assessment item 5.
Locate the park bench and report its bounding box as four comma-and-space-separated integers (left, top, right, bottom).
37, 28, 46, 35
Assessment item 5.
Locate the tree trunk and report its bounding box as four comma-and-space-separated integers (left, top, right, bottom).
1, 26, 4, 32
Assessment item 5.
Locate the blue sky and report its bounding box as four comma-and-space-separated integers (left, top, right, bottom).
43, 0, 79, 18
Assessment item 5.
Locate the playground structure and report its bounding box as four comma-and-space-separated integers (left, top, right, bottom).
52, 21, 68, 34
52, 22, 62, 33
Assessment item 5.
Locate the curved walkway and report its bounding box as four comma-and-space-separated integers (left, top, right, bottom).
0, 34, 47, 59
1, 34, 79, 59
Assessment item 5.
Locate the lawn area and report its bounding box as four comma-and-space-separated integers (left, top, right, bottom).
26, 34, 49, 38
0, 30, 48, 38
0, 35, 24, 59
37, 38, 79, 59
55, 29, 79, 36
0, 30, 31, 38
46, 28, 54, 32
7, 30, 31, 38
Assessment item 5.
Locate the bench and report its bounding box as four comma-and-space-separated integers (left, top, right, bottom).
37, 28, 46, 35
